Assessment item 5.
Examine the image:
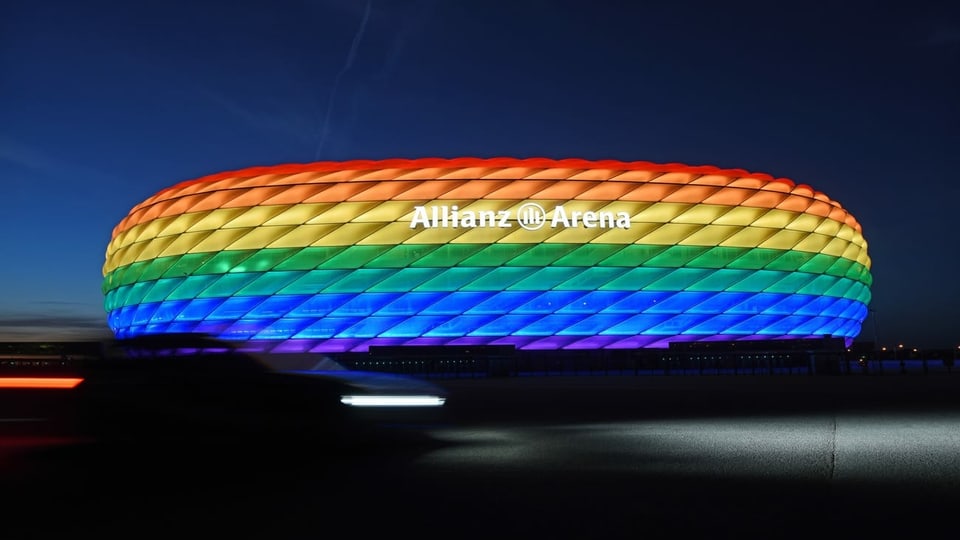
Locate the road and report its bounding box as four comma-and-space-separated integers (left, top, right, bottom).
2, 373, 960, 539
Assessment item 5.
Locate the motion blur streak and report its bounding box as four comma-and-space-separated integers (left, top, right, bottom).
0, 377, 84, 389
340, 395, 446, 407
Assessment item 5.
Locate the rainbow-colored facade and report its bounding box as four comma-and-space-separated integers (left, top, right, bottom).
102, 158, 872, 352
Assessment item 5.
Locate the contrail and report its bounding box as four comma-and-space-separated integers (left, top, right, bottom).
315, 0, 373, 160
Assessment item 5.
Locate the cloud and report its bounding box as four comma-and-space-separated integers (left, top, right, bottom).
315, 0, 373, 159
0, 133, 122, 186
0, 305, 112, 342
0, 135, 63, 175
369, 0, 438, 81
196, 88, 316, 146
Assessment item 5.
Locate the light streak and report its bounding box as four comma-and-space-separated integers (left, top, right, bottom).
0, 377, 83, 389
340, 394, 446, 407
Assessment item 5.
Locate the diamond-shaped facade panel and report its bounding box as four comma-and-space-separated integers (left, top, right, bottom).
103, 157, 872, 352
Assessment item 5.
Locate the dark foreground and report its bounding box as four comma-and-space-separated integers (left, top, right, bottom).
3, 374, 960, 539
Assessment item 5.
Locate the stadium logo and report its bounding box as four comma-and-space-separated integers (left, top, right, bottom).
516, 203, 547, 230
409, 204, 631, 230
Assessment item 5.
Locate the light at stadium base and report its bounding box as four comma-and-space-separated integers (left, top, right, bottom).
102, 157, 872, 353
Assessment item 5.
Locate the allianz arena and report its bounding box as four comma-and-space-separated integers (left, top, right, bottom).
102, 157, 872, 353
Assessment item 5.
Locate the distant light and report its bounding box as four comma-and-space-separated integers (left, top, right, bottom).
340, 395, 446, 407
0, 377, 83, 389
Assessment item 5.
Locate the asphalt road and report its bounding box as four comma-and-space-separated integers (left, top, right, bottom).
3, 373, 960, 539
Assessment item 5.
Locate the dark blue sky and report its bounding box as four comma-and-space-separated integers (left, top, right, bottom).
2, 0, 958, 347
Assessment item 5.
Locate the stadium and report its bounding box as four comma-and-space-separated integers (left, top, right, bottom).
102, 157, 872, 353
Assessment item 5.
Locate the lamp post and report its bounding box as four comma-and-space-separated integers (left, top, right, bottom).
898, 343, 905, 374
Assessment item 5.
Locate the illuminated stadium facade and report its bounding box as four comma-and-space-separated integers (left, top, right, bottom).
102, 158, 872, 353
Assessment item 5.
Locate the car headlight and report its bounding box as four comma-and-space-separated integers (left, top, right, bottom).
339, 395, 446, 407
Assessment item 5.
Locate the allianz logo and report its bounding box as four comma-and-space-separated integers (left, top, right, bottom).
410, 203, 631, 230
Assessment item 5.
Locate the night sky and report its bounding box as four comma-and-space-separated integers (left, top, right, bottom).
2, 0, 958, 347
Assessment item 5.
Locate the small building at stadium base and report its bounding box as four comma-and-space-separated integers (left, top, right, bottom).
102, 157, 872, 354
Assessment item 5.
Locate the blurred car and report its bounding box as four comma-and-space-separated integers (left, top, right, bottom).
74, 333, 448, 444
